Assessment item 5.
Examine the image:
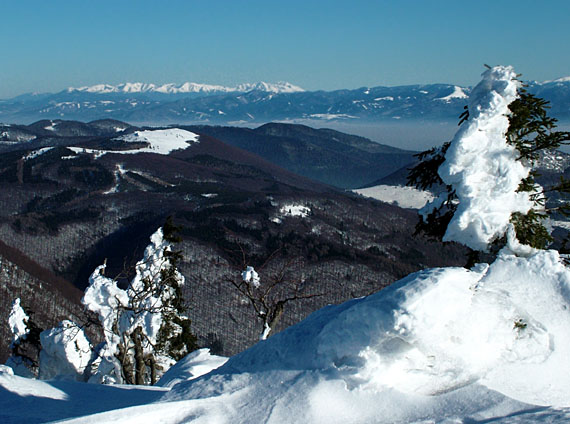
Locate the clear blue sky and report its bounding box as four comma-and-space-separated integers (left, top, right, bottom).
1, 0, 569, 98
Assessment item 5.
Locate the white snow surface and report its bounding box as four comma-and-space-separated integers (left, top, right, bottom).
115, 128, 199, 155
23, 147, 54, 161
437, 85, 469, 101
354, 185, 435, 209
156, 349, 228, 388
3, 249, 570, 422
68, 129, 198, 159
541, 76, 570, 84
435, 66, 534, 250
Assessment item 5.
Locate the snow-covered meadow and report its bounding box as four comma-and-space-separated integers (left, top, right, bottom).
2, 66, 570, 423
354, 185, 435, 209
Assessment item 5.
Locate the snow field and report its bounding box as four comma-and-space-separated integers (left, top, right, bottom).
67, 128, 199, 159
354, 185, 435, 209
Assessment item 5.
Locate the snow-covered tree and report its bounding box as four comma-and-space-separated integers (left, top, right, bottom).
83, 219, 197, 385
6, 298, 43, 377
230, 256, 322, 340
38, 320, 92, 381
408, 66, 570, 257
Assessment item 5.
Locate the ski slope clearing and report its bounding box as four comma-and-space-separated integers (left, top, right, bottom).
354, 185, 435, 209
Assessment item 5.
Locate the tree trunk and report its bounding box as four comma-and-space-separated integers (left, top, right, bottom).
117, 342, 134, 385
133, 327, 146, 385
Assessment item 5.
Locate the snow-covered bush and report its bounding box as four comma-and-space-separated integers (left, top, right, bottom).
83, 219, 197, 385
38, 320, 92, 381
408, 66, 570, 255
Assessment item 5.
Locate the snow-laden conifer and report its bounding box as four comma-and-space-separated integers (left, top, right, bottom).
83, 220, 197, 385
409, 66, 570, 254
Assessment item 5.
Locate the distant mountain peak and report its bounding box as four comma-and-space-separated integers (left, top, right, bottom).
66, 81, 305, 95
541, 76, 570, 84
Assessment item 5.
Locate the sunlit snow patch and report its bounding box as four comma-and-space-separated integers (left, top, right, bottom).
354, 185, 435, 209
23, 147, 54, 161
436, 86, 469, 102
44, 121, 58, 131
271, 204, 311, 223
67, 128, 199, 159
116, 128, 199, 155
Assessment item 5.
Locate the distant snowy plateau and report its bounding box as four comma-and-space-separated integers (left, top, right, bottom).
1, 78, 568, 125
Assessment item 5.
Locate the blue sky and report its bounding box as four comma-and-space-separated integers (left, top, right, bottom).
1, 0, 569, 98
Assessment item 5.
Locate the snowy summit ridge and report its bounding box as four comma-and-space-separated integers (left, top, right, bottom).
67, 81, 305, 94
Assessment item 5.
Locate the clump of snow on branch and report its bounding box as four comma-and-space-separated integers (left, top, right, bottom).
8, 298, 29, 347
38, 320, 92, 381
242, 266, 260, 288
422, 66, 534, 251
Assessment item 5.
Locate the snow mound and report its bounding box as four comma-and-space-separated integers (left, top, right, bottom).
436, 66, 534, 250
157, 349, 227, 388
354, 185, 435, 209
163, 248, 570, 422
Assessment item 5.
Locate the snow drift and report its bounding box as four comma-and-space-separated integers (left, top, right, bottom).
159, 248, 570, 421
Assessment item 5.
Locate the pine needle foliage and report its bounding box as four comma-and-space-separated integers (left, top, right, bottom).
155, 217, 198, 363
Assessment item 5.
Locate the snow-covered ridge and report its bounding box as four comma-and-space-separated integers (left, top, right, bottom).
67, 81, 305, 94
436, 85, 469, 102
541, 76, 570, 84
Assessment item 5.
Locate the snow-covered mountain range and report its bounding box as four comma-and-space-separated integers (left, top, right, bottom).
2, 78, 568, 125
66, 81, 305, 95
